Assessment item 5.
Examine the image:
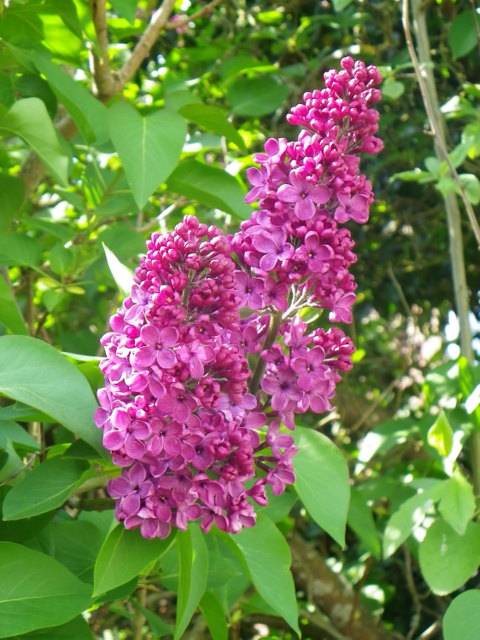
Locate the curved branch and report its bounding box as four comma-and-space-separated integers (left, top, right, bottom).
402, 0, 480, 249
117, 0, 177, 88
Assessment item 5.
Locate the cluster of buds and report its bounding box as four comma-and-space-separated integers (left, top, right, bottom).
95, 57, 382, 538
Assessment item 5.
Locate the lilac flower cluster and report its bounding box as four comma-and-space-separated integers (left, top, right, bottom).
96, 57, 382, 538
95, 217, 293, 538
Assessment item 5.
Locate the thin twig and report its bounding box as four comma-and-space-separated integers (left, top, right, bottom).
387, 262, 411, 317
402, 0, 480, 248
165, 0, 223, 29
350, 377, 398, 433
248, 311, 283, 394
404, 0, 480, 500
415, 621, 441, 640
89, 0, 117, 98
118, 0, 177, 88
403, 546, 421, 640
0, 453, 38, 486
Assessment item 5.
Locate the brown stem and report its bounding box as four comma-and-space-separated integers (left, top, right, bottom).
402, 0, 480, 249
20, 1, 225, 200
165, 0, 223, 30
248, 310, 283, 394
132, 587, 147, 640
89, 0, 117, 99
403, 0, 480, 499
118, 0, 177, 88
68, 497, 115, 510
290, 532, 399, 640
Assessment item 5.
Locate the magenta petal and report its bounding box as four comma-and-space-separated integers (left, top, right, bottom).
246, 167, 263, 186
334, 206, 349, 223
103, 430, 125, 451
277, 184, 299, 203
156, 395, 175, 413
140, 519, 160, 539
111, 408, 130, 429
140, 324, 158, 346
157, 348, 176, 369
252, 234, 276, 253
173, 402, 190, 422
310, 395, 330, 413
159, 326, 178, 347
295, 198, 315, 220
291, 357, 307, 374
122, 493, 141, 515
264, 137, 279, 155
125, 437, 145, 459
132, 346, 156, 368
94, 407, 109, 427
271, 392, 289, 411
149, 379, 166, 399
129, 462, 147, 485
189, 357, 204, 379
261, 377, 278, 394
298, 373, 314, 392
259, 253, 277, 271
108, 476, 131, 497
310, 185, 330, 204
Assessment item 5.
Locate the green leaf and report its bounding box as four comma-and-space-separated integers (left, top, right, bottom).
0, 234, 41, 267
227, 76, 289, 116
94, 525, 174, 596
2, 616, 94, 640
458, 356, 480, 430
459, 173, 480, 205
179, 103, 247, 152
200, 592, 228, 640
0, 542, 91, 638
0, 72, 15, 109
425, 156, 441, 177
0, 273, 28, 335
174, 525, 208, 640
108, 102, 186, 208
381, 78, 405, 100
130, 597, 173, 636
448, 11, 480, 59
0, 336, 103, 453
427, 410, 453, 457
419, 519, 480, 595
293, 427, 350, 546
438, 471, 476, 536
53, 0, 84, 40
167, 160, 251, 220
443, 590, 480, 640
3, 616, 94, 640
0, 174, 24, 231
33, 520, 103, 583
34, 56, 108, 144
232, 513, 299, 635
0, 421, 40, 452
347, 487, 381, 558
391, 169, 433, 183
49, 243, 73, 277
462, 121, 480, 159
102, 243, 134, 298
383, 481, 444, 558
0, 98, 69, 185
332, 0, 354, 10
2, 457, 88, 520
205, 529, 250, 612
109, 0, 138, 23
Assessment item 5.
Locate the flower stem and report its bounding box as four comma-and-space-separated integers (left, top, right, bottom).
249, 310, 283, 395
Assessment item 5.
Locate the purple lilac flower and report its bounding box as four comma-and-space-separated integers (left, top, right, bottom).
96, 58, 382, 539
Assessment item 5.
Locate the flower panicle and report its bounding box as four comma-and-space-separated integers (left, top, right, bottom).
95, 57, 382, 538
